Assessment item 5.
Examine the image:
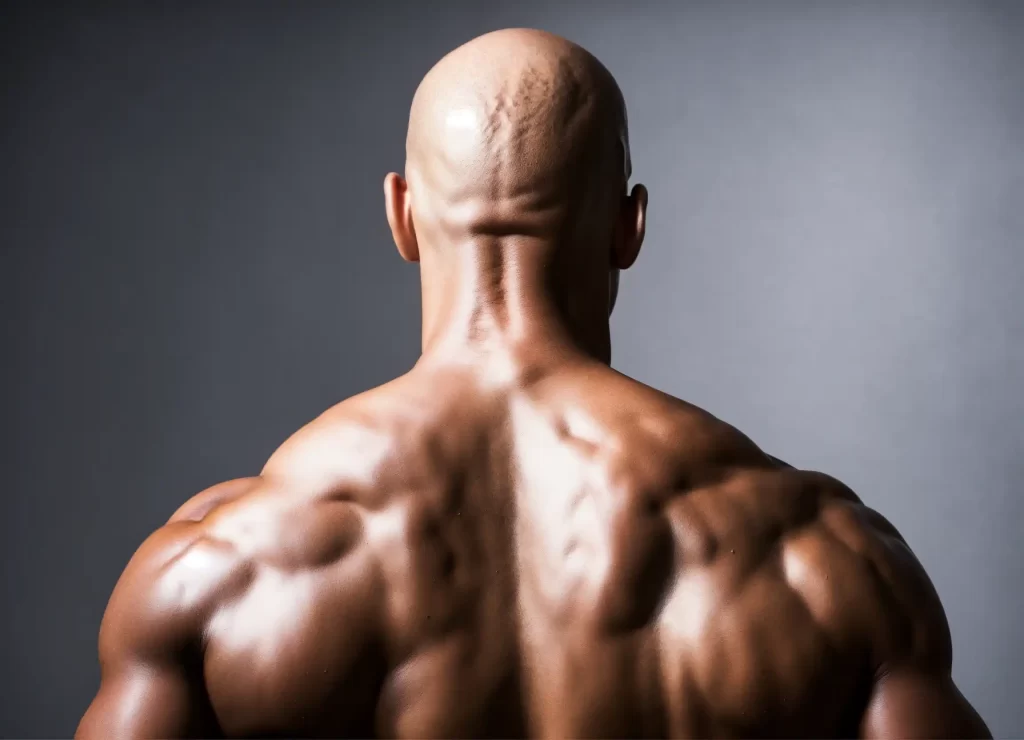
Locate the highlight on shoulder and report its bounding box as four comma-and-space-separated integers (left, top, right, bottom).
167, 477, 264, 524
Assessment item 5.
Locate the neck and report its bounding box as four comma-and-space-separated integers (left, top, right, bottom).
417, 238, 612, 374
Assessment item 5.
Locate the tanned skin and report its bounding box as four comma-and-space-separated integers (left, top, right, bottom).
77, 29, 990, 739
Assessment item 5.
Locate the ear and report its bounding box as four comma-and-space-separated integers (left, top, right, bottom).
384, 172, 419, 263
609, 268, 621, 316
612, 183, 647, 271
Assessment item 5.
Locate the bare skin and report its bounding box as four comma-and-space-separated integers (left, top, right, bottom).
77, 29, 990, 739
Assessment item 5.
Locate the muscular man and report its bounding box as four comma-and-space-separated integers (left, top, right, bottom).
77, 29, 989, 739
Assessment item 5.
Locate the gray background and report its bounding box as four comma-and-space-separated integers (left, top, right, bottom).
2, 1, 1021, 736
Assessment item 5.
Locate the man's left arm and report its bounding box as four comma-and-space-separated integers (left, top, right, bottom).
850, 506, 990, 739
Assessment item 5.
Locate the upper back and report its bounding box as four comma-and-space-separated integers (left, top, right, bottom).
105, 360, 951, 738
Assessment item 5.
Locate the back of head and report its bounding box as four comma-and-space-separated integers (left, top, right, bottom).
403, 29, 631, 247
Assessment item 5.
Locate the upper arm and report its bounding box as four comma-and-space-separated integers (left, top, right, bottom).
861, 667, 990, 739
829, 503, 991, 739
76, 650, 219, 740
77, 523, 242, 739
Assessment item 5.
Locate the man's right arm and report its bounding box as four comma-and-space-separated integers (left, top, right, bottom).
76, 518, 245, 739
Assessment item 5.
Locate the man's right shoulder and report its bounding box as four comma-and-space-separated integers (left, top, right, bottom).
258, 389, 423, 503
99, 495, 256, 667
106, 471, 377, 656
167, 476, 263, 523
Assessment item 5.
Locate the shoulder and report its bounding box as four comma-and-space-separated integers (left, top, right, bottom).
257, 382, 441, 509
167, 477, 261, 523
669, 461, 948, 671
105, 470, 380, 661
262, 390, 399, 477
774, 471, 951, 674
781, 476, 985, 736
677, 464, 951, 669
98, 510, 254, 668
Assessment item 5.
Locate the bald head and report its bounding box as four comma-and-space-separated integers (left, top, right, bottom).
385, 30, 647, 338
401, 29, 632, 240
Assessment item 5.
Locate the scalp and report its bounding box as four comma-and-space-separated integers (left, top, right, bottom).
406, 29, 629, 236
